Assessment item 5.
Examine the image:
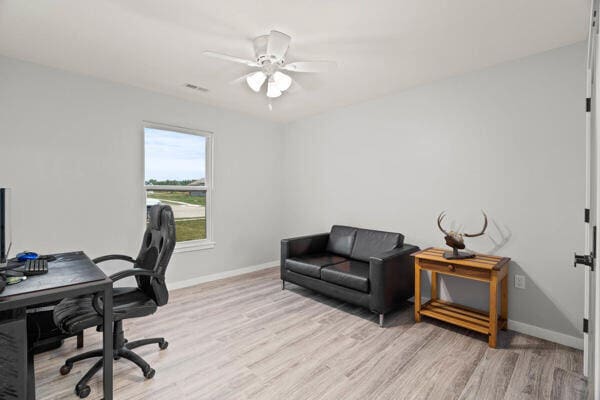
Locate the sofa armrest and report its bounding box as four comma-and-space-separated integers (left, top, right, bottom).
369, 244, 420, 314
280, 233, 329, 279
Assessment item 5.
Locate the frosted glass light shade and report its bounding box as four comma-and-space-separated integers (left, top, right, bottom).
246, 71, 267, 92
266, 79, 282, 98
273, 71, 292, 92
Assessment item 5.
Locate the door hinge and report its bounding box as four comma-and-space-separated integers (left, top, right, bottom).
585, 208, 590, 223
595, 226, 597, 258
574, 253, 595, 271
587, 97, 592, 112
584, 318, 589, 334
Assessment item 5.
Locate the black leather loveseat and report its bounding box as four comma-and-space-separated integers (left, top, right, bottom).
281, 225, 419, 327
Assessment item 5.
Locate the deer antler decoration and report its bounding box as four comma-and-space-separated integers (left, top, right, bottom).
463, 212, 488, 238
437, 210, 488, 259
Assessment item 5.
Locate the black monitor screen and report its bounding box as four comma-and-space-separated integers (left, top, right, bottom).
1, 188, 11, 264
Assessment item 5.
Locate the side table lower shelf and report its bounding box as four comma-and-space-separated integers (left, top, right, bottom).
420, 299, 507, 335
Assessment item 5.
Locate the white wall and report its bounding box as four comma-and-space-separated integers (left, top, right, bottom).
282, 42, 586, 342
0, 56, 283, 284
0, 42, 587, 346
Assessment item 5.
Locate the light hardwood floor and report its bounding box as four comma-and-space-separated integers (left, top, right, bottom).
35, 267, 588, 400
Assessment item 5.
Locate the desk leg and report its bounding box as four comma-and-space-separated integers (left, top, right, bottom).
102, 285, 113, 400
430, 271, 438, 301
27, 343, 35, 400
414, 261, 421, 322
489, 271, 498, 348
501, 273, 508, 331
1, 308, 29, 399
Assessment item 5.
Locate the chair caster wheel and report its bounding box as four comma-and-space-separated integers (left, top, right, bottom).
60, 364, 72, 375
143, 368, 155, 379
159, 341, 169, 350
76, 385, 91, 398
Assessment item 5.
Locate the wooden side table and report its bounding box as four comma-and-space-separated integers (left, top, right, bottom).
412, 247, 510, 348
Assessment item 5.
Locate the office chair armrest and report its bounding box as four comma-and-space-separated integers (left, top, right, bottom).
91, 269, 158, 316
93, 254, 136, 264
109, 268, 157, 282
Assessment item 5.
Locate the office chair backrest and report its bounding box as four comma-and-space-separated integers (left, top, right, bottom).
135, 204, 176, 306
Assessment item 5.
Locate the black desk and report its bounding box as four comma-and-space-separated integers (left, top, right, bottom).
0, 252, 113, 400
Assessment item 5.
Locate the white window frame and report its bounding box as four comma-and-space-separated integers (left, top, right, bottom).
143, 121, 215, 252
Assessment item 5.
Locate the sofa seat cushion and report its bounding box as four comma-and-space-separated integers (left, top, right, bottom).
321, 260, 370, 293
285, 253, 348, 278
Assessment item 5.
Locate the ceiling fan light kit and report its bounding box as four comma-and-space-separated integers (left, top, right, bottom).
273, 71, 292, 92
246, 71, 267, 92
203, 30, 336, 102
267, 78, 282, 98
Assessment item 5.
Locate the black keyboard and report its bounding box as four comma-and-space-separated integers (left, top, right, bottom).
23, 259, 48, 276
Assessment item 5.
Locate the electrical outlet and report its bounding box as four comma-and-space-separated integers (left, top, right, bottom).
515, 274, 526, 289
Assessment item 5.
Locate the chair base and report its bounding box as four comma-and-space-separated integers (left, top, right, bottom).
60, 320, 167, 399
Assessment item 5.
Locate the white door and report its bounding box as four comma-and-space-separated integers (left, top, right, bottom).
584, 1, 599, 396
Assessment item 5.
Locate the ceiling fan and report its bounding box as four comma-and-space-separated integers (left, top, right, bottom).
203, 30, 336, 99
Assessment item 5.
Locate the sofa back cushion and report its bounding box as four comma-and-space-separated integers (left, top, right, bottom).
326, 225, 357, 257
350, 228, 404, 262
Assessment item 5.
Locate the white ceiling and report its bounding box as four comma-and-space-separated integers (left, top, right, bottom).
0, 0, 588, 122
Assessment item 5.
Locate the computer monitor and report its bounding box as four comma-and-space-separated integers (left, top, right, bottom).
0, 188, 12, 264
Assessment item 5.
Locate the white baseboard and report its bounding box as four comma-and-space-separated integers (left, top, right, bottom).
507, 319, 583, 350
408, 296, 583, 350
167, 260, 278, 291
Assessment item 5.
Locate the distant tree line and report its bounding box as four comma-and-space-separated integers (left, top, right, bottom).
145, 179, 196, 186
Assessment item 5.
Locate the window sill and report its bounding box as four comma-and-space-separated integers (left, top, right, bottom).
174, 241, 216, 253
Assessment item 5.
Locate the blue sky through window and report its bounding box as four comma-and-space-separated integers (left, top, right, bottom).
144, 128, 206, 182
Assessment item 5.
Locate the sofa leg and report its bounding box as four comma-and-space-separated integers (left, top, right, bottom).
379, 314, 384, 328
282, 280, 285, 290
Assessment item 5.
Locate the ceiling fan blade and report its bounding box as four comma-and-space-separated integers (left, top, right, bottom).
267, 30, 291, 60
229, 73, 253, 85
202, 51, 259, 67
282, 61, 337, 73
286, 78, 304, 94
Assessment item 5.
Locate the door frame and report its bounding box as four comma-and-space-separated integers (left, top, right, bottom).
587, 2, 600, 398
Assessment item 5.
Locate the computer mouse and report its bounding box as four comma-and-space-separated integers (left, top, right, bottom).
16, 251, 38, 262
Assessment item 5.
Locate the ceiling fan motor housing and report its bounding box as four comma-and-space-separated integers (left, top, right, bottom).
253, 35, 284, 65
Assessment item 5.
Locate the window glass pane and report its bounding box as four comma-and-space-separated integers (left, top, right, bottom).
144, 128, 206, 186
144, 126, 209, 244
146, 190, 206, 241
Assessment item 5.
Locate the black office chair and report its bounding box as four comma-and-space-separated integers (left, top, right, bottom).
53, 204, 176, 398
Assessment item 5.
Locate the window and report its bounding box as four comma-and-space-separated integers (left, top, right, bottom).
144, 123, 213, 250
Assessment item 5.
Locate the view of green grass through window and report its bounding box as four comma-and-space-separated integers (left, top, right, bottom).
146, 190, 206, 241
144, 127, 208, 243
